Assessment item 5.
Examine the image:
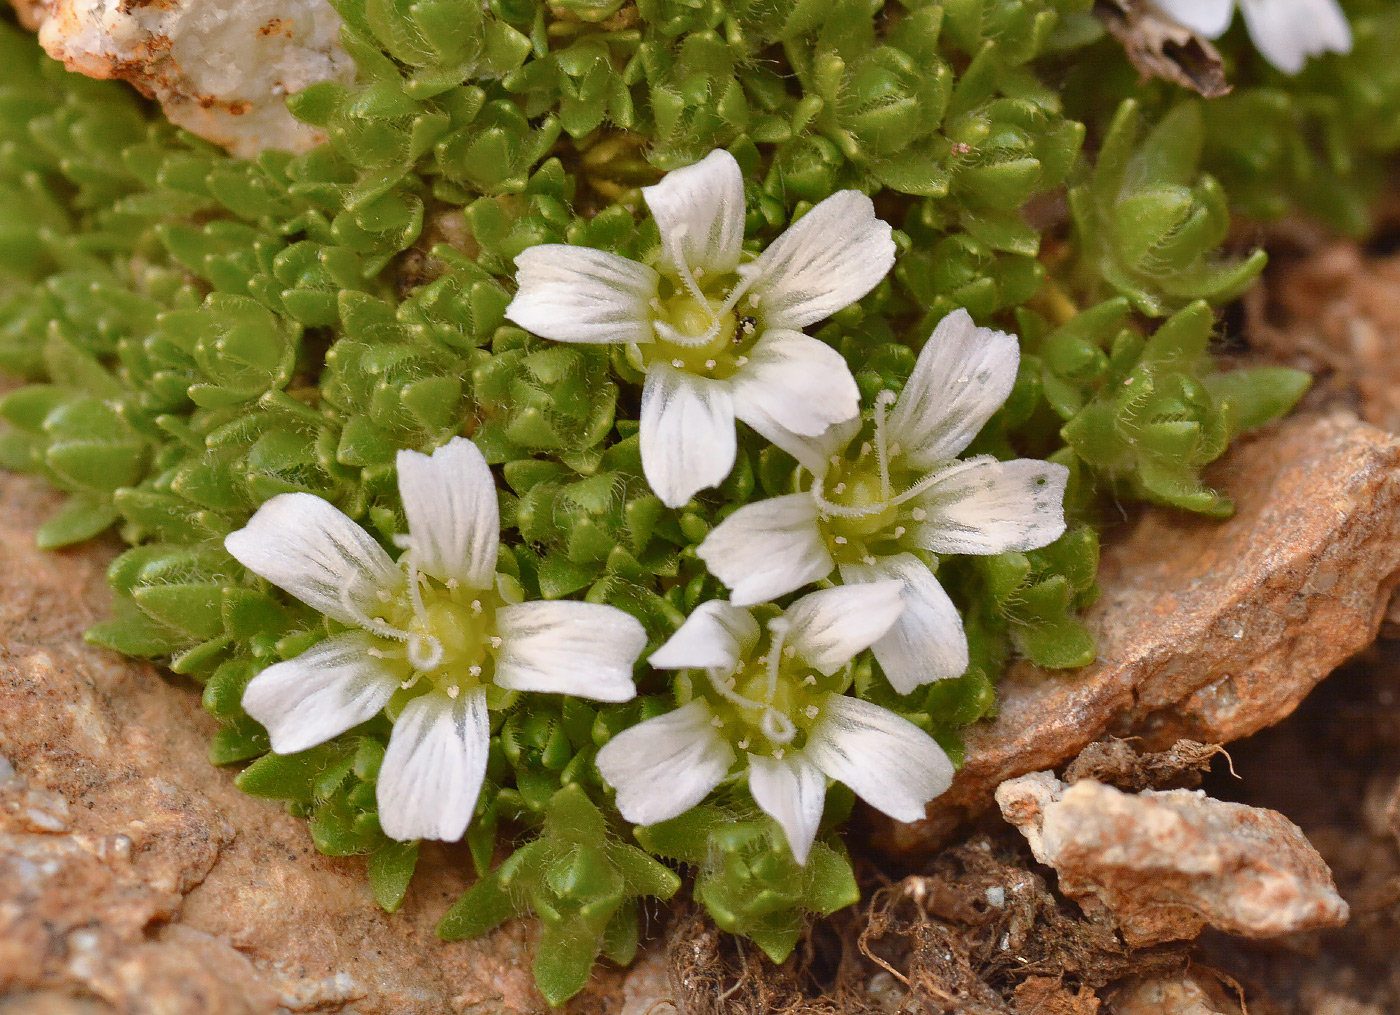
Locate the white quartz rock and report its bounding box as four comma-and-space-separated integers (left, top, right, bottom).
30, 0, 355, 156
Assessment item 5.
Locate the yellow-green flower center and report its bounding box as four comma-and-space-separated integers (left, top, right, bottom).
690, 617, 846, 759
366, 575, 507, 702
640, 273, 759, 380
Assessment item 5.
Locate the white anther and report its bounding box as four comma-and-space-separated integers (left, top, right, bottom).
803, 675, 817, 686
862, 554, 877, 565
834, 535, 847, 545
711, 715, 725, 727
447, 685, 461, 699
859, 441, 872, 458
368, 648, 384, 659
889, 442, 901, 455
894, 526, 906, 538
738, 739, 750, 750
693, 266, 705, 278
834, 483, 846, 494
735, 356, 748, 366
399, 679, 415, 690
672, 358, 685, 368
783, 645, 796, 659
911, 507, 927, 521
446, 578, 459, 589
490, 636, 503, 649
705, 359, 716, 369
773, 748, 785, 760
469, 664, 482, 677
748, 293, 761, 307
805, 704, 819, 719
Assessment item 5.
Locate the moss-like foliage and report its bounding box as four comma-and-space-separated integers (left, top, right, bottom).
5, 0, 1392, 1001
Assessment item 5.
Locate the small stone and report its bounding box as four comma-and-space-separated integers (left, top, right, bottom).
996, 772, 1350, 947
1109, 975, 1242, 1015
27, 0, 355, 157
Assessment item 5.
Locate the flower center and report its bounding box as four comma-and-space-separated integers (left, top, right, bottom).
810, 389, 933, 564
697, 617, 842, 759
642, 266, 760, 379
343, 564, 504, 700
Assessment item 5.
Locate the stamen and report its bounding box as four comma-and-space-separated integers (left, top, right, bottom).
803, 675, 816, 686
783, 645, 796, 659
446, 578, 459, 589
833, 536, 847, 545
672, 358, 685, 368
399, 676, 418, 690
738, 739, 750, 750
711, 715, 725, 728
470, 600, 482, 615
704, 359, 716, 370
377, 590, 391, 603
862, 554, 876, 564
469, 664, 482, 677
490, 636, 503, 649
910, 507, 927, 521
834, 482, 846, 494
773, 748, 785, 760
805, 704, 819, 719
446, 685, 460, 699
893, 526, 906, 538
748, 292, 760, 307
735, 356, 748, 366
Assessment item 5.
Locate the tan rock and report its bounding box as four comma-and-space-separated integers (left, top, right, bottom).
19, 0, 354, 157
996, 772, 1350, 947
879, 412, 1400, 852
1108, 975, 1241, 1015
0, 472, 629, 1014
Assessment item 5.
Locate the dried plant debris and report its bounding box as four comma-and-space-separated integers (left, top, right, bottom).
1094, 0, 1231, 99
1063, 739, 1227, 792
665, 837, 1189, 1015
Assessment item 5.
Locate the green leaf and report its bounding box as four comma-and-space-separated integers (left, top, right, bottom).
436, 867, 518, 940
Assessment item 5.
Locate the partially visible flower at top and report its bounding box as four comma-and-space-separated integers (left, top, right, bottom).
225, 437, 647, 843
595, 585, 955, 865
1153, 0, 1352, 74
504, 148, 895, 508
696, 310, 1068, 696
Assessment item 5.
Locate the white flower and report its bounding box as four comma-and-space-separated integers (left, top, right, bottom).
595, 585, 955, 865
696, 309, 1069, 696
1154, 0, 1351, 74
504, 148, 895, 508
225, 436, 647, 843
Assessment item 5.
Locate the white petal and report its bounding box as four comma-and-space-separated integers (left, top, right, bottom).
396, 437, 499, 589
885, 309, 1021, 468
696, 494, 833, 606
494, 600, 645, 703
650, 600, 759, 671
840, 555, 968, 693
730, 329, 861, 439
1153, 0, 1236, 37
748, 752, 827, 866
783, 582, 906, 676
596, 700, 735, 826
506, 245, 659, 344
225, 492, 399, 628
643, 149, 746, 276
640, 362, 737, 508
748, 190, 895, 331
805, 694, 954, 823
377, 689, 489, 842
911, 457, 1069, 556
243, 632, 399, 755
1240, 0, 1351, 73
